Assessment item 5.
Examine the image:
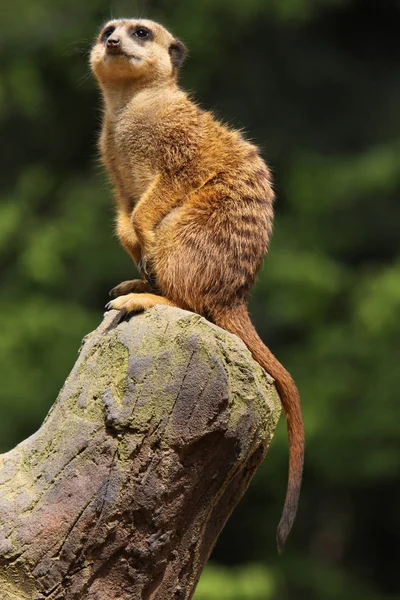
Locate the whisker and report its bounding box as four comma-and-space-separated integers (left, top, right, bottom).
76, 71, 92, 88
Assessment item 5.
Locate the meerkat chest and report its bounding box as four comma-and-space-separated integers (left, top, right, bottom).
115, 153, 155, 203
102, 118, 157, 205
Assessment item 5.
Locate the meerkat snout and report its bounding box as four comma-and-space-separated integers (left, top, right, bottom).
106, 37, 122, 53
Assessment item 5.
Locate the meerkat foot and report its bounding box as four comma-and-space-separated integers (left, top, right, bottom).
109, 279, 152, 298
105, 292, 176, 315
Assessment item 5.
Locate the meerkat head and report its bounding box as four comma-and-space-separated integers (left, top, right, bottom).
90, 19, 187, 88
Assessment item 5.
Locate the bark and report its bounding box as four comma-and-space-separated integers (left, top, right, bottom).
0, 306, 281, 600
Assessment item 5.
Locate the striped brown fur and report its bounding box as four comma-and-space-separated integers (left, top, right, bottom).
91, 18, 304, 552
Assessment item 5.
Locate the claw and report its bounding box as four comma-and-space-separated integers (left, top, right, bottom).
104, 307, 128, 330
138, 256, 149, 279
105, 300, 128, 322
115, 307, 128, 323
138, 257, 158, 289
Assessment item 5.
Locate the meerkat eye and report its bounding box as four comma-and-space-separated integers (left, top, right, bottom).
133, 27, 151, 40
102, 26, 115, 42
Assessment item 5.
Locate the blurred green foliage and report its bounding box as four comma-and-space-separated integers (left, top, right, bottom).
195, 564, 277, 599
1, 0, 399, 598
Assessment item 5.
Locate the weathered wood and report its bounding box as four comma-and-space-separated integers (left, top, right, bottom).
0, 306, 281, 599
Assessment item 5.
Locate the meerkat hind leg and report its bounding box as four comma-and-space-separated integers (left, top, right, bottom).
109, 279, 152, 298
106, 292, 176, 314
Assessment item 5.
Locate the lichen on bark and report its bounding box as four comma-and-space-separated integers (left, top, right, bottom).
0, 306, 281, 599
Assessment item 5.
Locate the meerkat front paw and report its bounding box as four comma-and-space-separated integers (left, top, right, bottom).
138, 256, 150, 279
109, 279, 152, 298
138, 256, 158, 289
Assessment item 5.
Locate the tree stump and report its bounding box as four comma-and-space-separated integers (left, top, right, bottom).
0, 306, 281, 599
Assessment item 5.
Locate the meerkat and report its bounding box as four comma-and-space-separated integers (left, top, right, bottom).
90, 18, 304, 552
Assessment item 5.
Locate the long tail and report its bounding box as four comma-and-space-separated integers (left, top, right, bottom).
213, 304, 304, 553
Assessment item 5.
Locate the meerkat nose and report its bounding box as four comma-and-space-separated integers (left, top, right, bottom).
106, 38, 121, 52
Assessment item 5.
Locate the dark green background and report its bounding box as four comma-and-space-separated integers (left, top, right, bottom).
1, 0, 399, 598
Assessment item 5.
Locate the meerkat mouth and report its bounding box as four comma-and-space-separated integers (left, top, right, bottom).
105, 51, 141, 62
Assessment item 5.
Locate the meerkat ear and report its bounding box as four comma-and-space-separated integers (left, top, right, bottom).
169, 39, 187, 70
